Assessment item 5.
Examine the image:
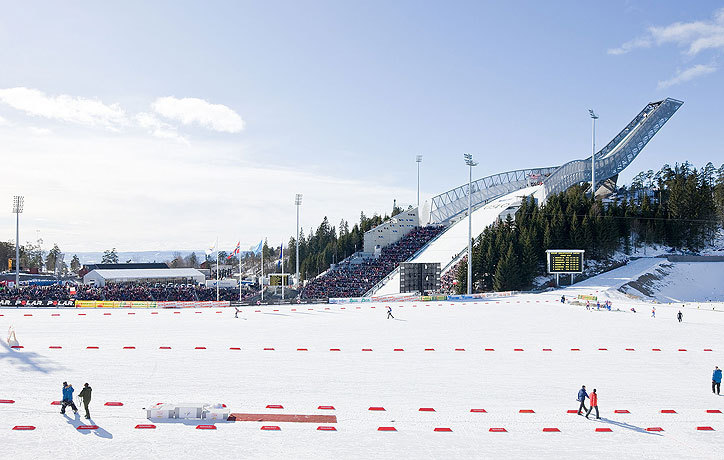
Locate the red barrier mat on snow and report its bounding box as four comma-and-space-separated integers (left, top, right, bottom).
227, 413, 337, 423
12, 426, 35, 430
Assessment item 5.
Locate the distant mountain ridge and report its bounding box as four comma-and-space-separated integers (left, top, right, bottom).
69, 250, 206, 265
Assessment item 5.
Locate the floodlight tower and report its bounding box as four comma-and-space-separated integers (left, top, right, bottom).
295, 193, 302, 291
12, 196, 24, 286
416, 155, 423, 207
463, 154, 477, 295
589, 109, 598, 197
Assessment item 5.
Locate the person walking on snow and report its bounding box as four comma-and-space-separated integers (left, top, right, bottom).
78, 383, 92, 419
577, 385, 589, 415
60, 382, 78, 415
651, 307, 656, 318
677, 310, 683, 323
713, 366, 722, 395
586, 389, 599, 419
235, 307, 240, 318
387, 306, 394, 319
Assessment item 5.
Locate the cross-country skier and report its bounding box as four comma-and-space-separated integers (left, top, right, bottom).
387, 306, 394, 319
561, 295, 565, 304
677, 310, 683, 323
78, 383, 92, 419
577, 385, 589, 415
651, 307, 656, 318
60, 382, 78, 415
235, 307, 241, 318
713, 366, 722, 395
585, 389, 599, 419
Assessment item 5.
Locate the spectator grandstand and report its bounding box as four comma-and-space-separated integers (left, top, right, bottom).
0, 282, 256, 302
301, 225, 445, 299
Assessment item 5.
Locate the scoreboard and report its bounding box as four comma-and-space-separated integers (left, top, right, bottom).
546, 250, 584, 274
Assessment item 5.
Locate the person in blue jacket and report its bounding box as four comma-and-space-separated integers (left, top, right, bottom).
577, 385, 589, 415
60, 381, 78, 415
713, 366, 722, 395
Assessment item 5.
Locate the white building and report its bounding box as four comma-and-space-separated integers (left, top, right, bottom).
83, 268, 206, 287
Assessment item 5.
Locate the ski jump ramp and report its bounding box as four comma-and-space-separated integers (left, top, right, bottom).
367, 98, 683, 296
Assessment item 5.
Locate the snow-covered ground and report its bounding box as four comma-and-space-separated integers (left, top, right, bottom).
1, 288, 722, 459
561, 258, 724, 305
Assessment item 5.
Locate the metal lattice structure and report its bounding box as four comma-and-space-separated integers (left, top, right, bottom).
429, 167, 559, 224
428, 98, 683, 224
543, 98, 683, 197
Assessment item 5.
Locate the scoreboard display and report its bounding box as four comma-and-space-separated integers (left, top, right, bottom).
546, 250, 584, 274
269, 274, 290, 286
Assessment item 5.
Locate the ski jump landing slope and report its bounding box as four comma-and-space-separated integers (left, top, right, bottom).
373, 185, 544, 296
1, 294, 722, 460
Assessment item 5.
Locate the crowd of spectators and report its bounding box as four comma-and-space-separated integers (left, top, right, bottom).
301, 225, 445, 299
0, 282, 256, 302
439, 256, 465, 294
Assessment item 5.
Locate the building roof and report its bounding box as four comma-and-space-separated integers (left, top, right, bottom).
86, 268, 205, 281
84, 263, 169, 271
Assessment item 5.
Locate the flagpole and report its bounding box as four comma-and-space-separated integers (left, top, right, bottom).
216, 236, 219, 302
242, 243, 245, 304
281, 243, 285, 301
261, 240, 264, 301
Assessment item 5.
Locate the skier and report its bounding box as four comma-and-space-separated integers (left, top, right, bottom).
78, 382, 92, 419
677, 310, 683, 323
561, 295, 565, 304
586, 389, 599, 419
234, 307, 241, 318
577, 385, 589, 415
651, 307, 656, 318
586, 301, 590, 311
386, 306, 394, 319
713, 366, 722, 395
60, 382, 78, 415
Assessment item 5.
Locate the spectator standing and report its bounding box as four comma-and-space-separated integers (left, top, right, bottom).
78, 383, 92, 419
713, 366, 722, 395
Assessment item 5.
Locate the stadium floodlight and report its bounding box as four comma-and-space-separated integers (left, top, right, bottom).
463, 154, 477, 295
12, 196, 24, 286
295, 194, 302, 292
589, 110, 598, 198
416, 155, 423, 207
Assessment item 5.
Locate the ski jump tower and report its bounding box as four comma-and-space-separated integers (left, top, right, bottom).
429, 98, 683, 225
365, 98, 683, 296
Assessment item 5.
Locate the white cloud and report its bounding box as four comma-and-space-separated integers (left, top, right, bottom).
135, 112, 188, 144
657, 63, 717, 89
0, 115, 8, 125
0, 87, 127, 129
152, 96, 245, 133
609, 8, 724, 56
0, 130, 411, 252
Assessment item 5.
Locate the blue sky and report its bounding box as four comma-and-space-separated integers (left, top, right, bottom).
1, 1, 723, 252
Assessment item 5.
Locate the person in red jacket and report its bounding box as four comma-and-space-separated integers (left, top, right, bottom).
586, 389, 599, 419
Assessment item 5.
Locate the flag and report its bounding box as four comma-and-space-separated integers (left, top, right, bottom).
227, 242, 240, 259
205, 240, 217, 256
250, 240, 263, 256
277, 243, 283, 266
